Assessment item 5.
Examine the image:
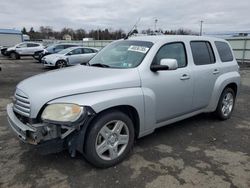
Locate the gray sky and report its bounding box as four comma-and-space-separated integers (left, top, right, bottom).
0, 0, 249, 33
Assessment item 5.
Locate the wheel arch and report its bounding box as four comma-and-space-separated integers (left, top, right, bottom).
206, 71, 240, 112
79, 105, 140, 154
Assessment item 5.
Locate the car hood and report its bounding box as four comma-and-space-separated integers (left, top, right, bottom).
16, 65, 141, 118
7, 47, 15, 51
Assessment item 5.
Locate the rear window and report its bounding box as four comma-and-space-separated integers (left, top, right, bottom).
215, 41, 234, 62
190, 41, 215, 65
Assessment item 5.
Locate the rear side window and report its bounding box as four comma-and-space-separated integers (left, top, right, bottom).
190, 41, 215, 65
83, 48, 94, 53
215, 41, 234, 62
153, 42, 187, 68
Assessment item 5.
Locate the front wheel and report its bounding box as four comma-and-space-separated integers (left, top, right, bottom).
85, 110, 134, 168
215, 87, 235, 120
10, 52, 19, 59
56, 60, 67, 69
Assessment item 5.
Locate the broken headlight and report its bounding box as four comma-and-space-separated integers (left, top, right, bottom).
41, 103, 85, 123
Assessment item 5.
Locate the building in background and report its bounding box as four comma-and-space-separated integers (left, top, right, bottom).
226, 36, 250, 64
0, 29, 23, 47
22, 34, 30, 41
63, 34, 72, 41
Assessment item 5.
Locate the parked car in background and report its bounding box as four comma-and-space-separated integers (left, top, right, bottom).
0, 29, 23, 56
42, 46, 98, 68
33, 43, 80, 62
5, 42, 44, 59
6, 36, 240, 168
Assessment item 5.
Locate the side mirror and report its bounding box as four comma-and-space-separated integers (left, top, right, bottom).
67, 52, 73, 56
150, 58, 178, 72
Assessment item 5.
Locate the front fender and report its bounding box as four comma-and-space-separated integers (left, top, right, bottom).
49, 88, 145, 134
206, 71, 241, 112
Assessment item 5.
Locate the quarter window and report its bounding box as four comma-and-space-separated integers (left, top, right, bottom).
215, 41, 234, 62
153, 42, 187, 68
190, 41, 215, 65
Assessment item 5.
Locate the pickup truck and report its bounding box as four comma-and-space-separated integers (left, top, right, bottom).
6, 35, 240, 168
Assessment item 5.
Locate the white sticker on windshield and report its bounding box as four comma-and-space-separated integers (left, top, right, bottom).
128, 45, 149, 54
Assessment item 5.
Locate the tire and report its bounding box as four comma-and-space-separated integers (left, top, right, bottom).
215, 87, 235, 120
56, 60, 67, 69
10, 52, 19, 59
85, 110, 135, 168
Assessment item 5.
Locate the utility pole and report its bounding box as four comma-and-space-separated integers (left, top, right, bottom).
200, 20, 204, 36
154, 18, 158, 32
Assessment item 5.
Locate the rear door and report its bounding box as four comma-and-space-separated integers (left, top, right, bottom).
26, 43, 40, 54
190, 41, 220, 110
80, 48, 96, 63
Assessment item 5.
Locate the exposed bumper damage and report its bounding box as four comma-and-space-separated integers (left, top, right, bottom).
6, 103, 95, 156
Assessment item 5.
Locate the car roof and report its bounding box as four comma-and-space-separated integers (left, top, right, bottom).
55, 43, 80, 46
127, 35, 227, 44
66, 46, 98, 51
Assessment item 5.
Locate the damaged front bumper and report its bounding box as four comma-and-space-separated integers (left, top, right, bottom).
7, 103, 76, 144
6, 103, 89, 154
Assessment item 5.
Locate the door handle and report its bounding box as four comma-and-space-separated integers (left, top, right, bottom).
213, 69, 220, 75
180, 74, 190, 80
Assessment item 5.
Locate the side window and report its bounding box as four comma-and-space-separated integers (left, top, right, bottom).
190, 41, 215, 65
153, 42, 187, 68
27, 43, 39, 47
83, 48, 94, 54
215, 41, 234, 62
70, 48, 82, 55
17, 43, 27, 48
64, 45, 74, 49
55, 45, 64, 50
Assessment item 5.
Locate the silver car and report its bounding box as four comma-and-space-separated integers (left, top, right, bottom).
6, 42, 44, 59
6, 35, 240, 168
42, 47, 98, 68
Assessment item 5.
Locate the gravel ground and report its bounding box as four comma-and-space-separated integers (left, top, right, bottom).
0, 56, 249, 188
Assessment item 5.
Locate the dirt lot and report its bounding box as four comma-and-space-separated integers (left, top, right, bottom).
0, 56, 249, 188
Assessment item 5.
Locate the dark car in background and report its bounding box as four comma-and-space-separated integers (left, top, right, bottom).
33, 43, 80, 62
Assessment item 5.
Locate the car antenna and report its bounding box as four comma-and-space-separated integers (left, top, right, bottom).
124, 18, 141, 40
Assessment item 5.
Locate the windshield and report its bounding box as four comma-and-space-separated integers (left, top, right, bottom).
88, 40, 153, 68
57, 48, 73, 54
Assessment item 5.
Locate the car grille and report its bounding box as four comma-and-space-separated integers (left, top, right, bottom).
13, 90, 31, 117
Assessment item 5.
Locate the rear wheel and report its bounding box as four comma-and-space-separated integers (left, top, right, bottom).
56, 60, 67, 69
85, 110, 134, 168
215, 87, 235, 120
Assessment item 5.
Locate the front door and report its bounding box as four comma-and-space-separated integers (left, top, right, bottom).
67, 48, 83, 65
141, 42, 194, 124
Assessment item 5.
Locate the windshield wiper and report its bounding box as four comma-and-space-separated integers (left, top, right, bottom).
90, 63, 110, 68
81, 62, 90, 66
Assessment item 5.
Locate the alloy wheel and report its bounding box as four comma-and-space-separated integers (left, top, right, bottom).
95, 120, 129, 161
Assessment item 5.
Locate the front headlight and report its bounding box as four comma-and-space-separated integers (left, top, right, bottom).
41, 103, 84, 123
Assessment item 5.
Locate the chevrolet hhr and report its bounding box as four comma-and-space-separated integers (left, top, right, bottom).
7, 36, 240, 168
